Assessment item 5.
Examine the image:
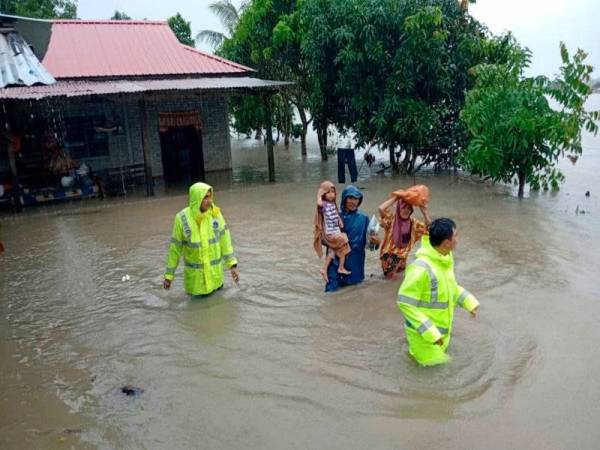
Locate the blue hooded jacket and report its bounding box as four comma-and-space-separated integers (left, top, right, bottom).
325, 185, 370, 292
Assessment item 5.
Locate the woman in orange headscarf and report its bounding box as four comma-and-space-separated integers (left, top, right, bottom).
378, 185, 432, 280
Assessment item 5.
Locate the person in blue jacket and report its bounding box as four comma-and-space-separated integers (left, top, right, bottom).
325, 185, 378, 292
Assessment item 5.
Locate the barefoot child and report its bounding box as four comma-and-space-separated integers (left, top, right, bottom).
313, 181, 351, 282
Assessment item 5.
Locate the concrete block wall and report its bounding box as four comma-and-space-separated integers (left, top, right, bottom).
142, 91, 232, 176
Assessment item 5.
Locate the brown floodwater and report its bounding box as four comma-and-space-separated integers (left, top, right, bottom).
1, 96, 599, 449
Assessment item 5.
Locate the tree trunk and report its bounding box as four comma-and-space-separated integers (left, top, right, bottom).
316, 124, 328, 161
408, 149, 418, 174
317, 127, 323, 150
389, 147, 396, 171
264, 95, 275, 182
322, 130, 328, 161
283, 105, 290, 149
517, 171, 526, 198
399, 147, 412, 174
297, 107, 309, 157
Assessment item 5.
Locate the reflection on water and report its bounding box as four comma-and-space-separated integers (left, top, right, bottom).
1, 96, 600, 449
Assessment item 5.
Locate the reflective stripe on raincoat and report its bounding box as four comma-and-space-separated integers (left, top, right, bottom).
397, 235, 479, 366
164, 182, 237, 296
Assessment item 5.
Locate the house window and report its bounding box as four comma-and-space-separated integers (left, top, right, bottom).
64, 116, 109, 159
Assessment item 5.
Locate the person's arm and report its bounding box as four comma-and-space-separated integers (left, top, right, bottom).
164, 215, 184, 289
419, 203, 432, 227
397, 264, 444, 345
378, 196, 396, 232
378, 195, 397, 217
218, 214, 239, 283
455, 285, 480, 317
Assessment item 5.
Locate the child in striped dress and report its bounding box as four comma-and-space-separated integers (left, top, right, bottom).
314, 181, 351, 282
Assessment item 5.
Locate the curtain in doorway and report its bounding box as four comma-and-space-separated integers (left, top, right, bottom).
158, 111, 202, 132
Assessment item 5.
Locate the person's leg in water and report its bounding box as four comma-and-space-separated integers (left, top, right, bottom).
321, 248, 335, 282
337, 251, 351, 275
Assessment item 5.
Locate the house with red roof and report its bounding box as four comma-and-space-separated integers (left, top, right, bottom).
0, 15, 288, 208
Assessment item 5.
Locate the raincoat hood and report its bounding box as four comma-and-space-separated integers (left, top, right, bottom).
340, 185, 363, 213
188, 182, 220, 221
415, 235, 453, 270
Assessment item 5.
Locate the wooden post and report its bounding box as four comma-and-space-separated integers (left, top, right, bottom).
3, 102, 22, 211
138, 97, 154, 196
7, 136, 22, 212
263, 94, 275, 182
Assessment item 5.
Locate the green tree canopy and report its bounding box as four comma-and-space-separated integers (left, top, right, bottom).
110, 10, 131, 20
219, 0, 305, 151
460, 39, 599, 197
0, 0, 77, 18
168, 12, 194, 47
301, 0, 503, 172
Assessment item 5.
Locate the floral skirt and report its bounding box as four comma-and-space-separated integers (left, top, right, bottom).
380, 250, 408, 277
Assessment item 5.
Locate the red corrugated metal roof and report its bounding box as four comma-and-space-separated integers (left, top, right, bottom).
41, 20, 253, 78
0, 77, 293, 100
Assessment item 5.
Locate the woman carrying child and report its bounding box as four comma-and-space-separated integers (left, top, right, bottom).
314, 181, 351, 282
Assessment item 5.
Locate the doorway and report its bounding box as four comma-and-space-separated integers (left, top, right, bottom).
158, 112, 204, 189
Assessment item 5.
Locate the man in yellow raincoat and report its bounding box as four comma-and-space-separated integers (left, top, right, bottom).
397, 218, 479, 366
163, 182, 239, 297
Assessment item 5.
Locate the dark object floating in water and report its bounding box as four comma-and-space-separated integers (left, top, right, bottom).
121, 385, 144, 396
585, 191, 590, 197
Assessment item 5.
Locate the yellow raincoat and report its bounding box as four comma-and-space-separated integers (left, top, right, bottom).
397, 235, 479, 366
164, 182, 237, 297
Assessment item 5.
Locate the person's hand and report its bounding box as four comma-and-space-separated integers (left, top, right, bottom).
434, 337, 444, 346
368, 235, 380, 245
230, 266, 240, 284
163, 279, 171, 290
470, 307, 478, 318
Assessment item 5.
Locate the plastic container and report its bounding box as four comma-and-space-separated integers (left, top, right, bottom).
367, 215, 380, 251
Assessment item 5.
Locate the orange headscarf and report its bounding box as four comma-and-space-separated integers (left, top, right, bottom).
390, 184, 430, 207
